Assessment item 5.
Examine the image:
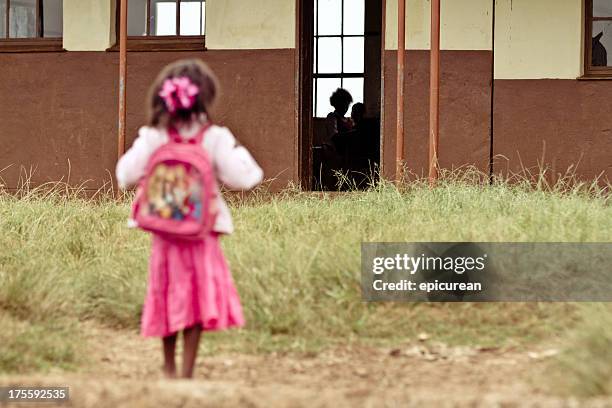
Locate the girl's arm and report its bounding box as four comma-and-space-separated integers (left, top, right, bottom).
115, 127, 163, 189
211, 127, 263, 191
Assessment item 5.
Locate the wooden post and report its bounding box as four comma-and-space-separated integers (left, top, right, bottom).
428, 0, 441, 185
118, 0, 128, 160
489, 0, 496, 183
396, 0, 406, 181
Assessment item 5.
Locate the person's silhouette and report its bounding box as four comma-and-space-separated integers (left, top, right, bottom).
325, 88, 353, 149
350, 102, 365, 130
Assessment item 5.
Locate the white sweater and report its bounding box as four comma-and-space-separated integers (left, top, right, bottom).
115, 124, 263, 234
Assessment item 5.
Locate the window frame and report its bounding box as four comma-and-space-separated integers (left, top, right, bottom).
108, 0, 206, 52
584, 0, 612, 78
0, 0, 64, 53
313, 0, 365, 117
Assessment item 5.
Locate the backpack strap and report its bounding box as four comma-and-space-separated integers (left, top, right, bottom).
193, 122, 213, 145
168, 122, 213, 145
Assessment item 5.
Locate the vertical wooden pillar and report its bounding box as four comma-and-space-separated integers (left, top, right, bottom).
428, 0, 441, 185
118, 0, 128, 160
396, 0, 406, 180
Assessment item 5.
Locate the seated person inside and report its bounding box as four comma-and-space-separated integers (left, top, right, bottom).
350, 102, 365, 130
325, 88, 354, 152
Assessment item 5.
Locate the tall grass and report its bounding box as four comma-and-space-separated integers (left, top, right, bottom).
0, 170, 610, 374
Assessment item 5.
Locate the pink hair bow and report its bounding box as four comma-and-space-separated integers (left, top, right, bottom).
158, 77, 199, 113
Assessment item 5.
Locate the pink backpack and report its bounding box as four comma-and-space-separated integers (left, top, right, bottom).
130, 123, 218, 239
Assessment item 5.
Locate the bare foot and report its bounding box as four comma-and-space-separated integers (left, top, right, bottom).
162, 334, 178, 379
182, 325, 202, 379
162, 365, 177, 379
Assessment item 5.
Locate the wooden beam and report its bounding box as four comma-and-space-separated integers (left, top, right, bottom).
396, 0, 406, 181
428, 0, 441, 185
118, 0, 128, 161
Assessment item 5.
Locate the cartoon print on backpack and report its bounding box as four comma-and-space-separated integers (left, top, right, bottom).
145, 163, 204, 222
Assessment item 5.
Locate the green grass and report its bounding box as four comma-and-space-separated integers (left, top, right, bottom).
0, 314, 78, 373
552, 304, 612, 397
0, 172, 610, 379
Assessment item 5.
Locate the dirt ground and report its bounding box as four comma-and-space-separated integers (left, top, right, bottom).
2, 324, 611, 408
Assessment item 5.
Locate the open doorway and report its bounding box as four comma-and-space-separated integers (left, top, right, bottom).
298, 0, 383, 191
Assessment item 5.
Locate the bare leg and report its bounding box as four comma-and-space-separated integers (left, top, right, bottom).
181, 324, 202, 378
162, 333, 178, 378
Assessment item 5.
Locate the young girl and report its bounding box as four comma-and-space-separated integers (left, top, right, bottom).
115, 59, 263, 379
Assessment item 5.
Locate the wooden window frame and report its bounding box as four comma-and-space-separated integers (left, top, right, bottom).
584, 0, 612, 78
0, 0, 64, 53
313, 0, 365, 117
108, 0, 206, 52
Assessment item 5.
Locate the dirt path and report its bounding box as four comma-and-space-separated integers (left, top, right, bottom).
2, 324, 610, 407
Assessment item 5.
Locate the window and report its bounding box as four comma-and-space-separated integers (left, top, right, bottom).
0, 0, 63, 51
313, 0, 365, 117
585, 0, 612, 77
119, 0, 206, 51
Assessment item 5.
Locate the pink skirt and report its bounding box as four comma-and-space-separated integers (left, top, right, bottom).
141, 232, 245, 338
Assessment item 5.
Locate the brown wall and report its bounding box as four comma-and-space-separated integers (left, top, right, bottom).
383, 50, 493, 179
3, 49, 612, 191
383, 52, 612, 183
0, 52, 117, 189
493, 80, 612, 182
0, 49, 296, 190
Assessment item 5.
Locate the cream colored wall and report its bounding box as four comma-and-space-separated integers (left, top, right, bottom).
494, 0, 583, 79
385, 0, 492, 50
63, 0, 115, 51
385, 0, 583, 78
60, 0, 584, 79
206, 0, 295, 49
63, 0, 294, 51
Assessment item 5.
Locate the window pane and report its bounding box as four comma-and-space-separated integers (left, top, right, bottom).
343, 37, 364, 73
128, 0, 147, 36
180, 1, 205, 35
594, 0, 612, 17
313, 38, 318, 72
342, 77, 364, 108
343, 0, 364, 35
342, 78, 363, 112
318, 0, 341, 35
152, 0, 176, 36
315, 78, 342, 117
592, 22, 612, 67
9, 0, 36, 38
318, 37, 341, 73
0, 0, 6, 38
43, 0, 62, 38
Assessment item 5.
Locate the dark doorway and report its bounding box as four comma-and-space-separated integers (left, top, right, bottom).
298, 0, 383, 191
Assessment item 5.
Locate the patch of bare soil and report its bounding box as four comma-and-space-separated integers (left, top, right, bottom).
2, 323, 610, 408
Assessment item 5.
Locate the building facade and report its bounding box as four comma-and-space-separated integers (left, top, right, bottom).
0, 0, 610, 191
